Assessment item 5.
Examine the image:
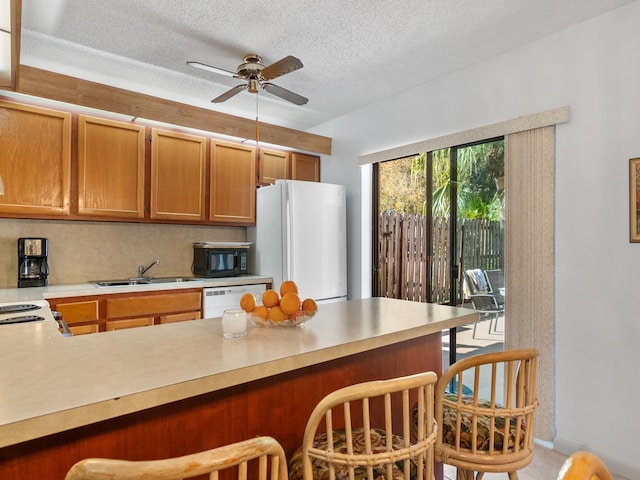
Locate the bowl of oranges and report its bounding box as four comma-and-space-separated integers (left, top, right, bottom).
240, 280, 317, 327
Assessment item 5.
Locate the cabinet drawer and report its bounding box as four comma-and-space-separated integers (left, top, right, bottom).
53, 300, 99, 325
106, 317, 154, 331
159, 310, 201, 324
106, 291, 202, 319
69, 324, 99, 335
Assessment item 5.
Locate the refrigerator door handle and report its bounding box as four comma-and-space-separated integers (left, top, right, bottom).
284, 189, 293, 281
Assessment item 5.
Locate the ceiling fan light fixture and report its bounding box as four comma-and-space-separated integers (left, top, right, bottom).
248, 78, 259, 93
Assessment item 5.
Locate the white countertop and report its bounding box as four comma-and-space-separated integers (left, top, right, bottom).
0, 275, 272, 302
0, 297, 477, 448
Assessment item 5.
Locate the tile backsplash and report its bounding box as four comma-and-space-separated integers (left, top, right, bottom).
0, 218, 245, 287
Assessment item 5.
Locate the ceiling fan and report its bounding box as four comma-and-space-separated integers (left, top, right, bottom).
187, 53, 308, 105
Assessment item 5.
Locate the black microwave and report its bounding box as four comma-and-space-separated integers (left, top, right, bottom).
192, 242, 251, 277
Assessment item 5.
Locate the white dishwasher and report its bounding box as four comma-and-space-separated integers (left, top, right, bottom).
202, 284, 266, 318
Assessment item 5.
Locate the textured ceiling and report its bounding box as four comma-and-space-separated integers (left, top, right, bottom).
19, 0, 633, 131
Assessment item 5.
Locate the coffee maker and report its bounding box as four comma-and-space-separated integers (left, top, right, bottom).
18, 238, 49, 288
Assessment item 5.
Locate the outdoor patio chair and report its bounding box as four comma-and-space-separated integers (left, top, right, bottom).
484, 269, 505, 306
469, 294, 504, 338
433, 348, 539, 480
464, 269, 504, 308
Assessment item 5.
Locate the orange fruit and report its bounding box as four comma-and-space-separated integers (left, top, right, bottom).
262, 289, 280, 308
268, 305, 289, 322
279, 280, 298, 296
280, 292, 301, 315
239, 293, 256, 312
302, 298, 318, 313
252, 305, 268, 320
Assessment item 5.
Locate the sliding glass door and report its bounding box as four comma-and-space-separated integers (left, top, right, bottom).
374, 138, 504, 365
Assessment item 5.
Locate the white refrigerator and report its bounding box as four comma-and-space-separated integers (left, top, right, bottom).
248, 179, 347, 303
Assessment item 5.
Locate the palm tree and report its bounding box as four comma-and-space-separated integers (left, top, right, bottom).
431, 141, 504, 220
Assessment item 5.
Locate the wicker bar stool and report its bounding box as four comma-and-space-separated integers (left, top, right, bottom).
432, 348, 539, 480
289, 371, 438, 480
64, 436, 288, 480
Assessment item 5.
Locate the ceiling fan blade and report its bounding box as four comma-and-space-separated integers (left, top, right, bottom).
212, 84, 247, 103
262, 83, 308, 105
188, 61, 238, 78
260, 56, 303, 81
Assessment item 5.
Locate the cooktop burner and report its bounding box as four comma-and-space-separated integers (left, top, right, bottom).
0, 304, 41, 314
0, 315, 45, 325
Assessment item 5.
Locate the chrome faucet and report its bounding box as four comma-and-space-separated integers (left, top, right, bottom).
137, 259, 159, 278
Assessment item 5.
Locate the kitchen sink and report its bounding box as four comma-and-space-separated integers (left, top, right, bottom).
91, 277, 199, 287
91, 279, 150, 287
148, 277, 199, 283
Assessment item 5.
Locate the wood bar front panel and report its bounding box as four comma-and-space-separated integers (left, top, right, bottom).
0, 333, 442, 479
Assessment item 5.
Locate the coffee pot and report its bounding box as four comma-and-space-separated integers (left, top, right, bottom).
20, 258, 44, 278
18, 238, 49, 288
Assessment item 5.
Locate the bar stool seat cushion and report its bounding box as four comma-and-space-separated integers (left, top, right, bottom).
413, 394, 527, 452
288, 428, 417, 480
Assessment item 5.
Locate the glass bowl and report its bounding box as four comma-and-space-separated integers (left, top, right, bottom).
249, 311, 315, 327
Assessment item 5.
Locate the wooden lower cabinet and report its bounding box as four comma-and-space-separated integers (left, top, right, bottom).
49, 289, 202, 334
50, 299, 99, 336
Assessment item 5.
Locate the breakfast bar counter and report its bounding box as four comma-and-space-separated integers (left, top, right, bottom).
0, 297, 476, 479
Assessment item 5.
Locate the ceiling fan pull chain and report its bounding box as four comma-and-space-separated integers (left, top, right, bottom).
255, 90, 260, 154
256, 91, 260, 145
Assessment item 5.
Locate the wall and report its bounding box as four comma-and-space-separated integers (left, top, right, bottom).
313, 1, 640, 477
0, 218, 244, 287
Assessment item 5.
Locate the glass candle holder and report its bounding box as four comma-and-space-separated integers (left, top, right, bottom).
221, 309, 247, 339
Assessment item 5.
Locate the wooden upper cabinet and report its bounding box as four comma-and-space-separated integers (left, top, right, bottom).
291, 152, 320, 182
0, 100, 71, 215
77, 115, 145, 218
210, 140, 256, 225
0, 98, 322, 225
150, 128, 206, 221
259, 148, 290, 184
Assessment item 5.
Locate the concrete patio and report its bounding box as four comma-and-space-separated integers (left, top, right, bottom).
442, 310, 505, 366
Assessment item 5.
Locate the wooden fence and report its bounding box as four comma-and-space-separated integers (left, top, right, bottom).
376, 211, 504, 304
